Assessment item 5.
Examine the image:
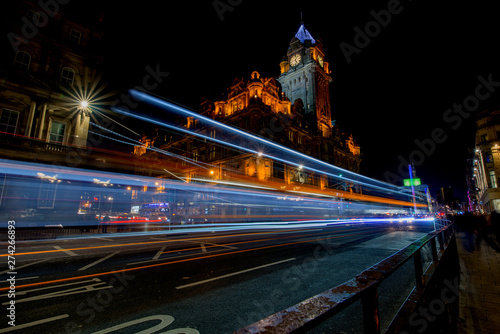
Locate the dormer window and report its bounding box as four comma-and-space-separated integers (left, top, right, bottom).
69, 29, 81, 45
60, 67, 75, 86
14, 51, 31, 71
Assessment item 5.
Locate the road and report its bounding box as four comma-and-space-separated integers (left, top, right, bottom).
0, 221, 436, 334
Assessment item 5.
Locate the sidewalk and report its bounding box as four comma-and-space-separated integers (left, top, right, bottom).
456, 231, 500, 334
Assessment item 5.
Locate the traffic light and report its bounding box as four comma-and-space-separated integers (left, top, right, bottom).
93, 195, 100, 209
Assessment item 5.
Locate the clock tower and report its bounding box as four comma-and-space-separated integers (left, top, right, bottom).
277, 21, 332, 137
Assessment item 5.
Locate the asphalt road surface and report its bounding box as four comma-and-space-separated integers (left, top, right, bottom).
0, 222, 436, 334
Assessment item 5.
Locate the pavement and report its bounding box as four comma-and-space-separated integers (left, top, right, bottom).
456, 230, 500, 334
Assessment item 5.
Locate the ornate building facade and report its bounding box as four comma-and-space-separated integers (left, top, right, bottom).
0, 0, 104, 164
135, 21, 361, 192
470, 109, 500, 213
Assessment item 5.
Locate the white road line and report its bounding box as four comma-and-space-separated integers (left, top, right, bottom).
15, 276, 39, 281
0, 259, 48, 275
153, 246, 166, 260
0, 278, 102, 296
6, 283, 111, 304
95, 237, 114, 241
0, 314, 69, 333
175, 258, 296, 290
200, 243, 207, 253
205, 242, 238, 250
53, 245, 77, 256
126, 248, 224, 266
78, 252, 119, 271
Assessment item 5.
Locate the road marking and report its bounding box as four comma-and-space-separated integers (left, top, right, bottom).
0, 229, 381, 293
200, 243, 207, 253
205, 242, 238, 250
91, 315, 174, 334
15, 276, 39, 281
0, 314, 69, 333
175, 258, 296, 290
95, 237, 114, 241
127, 251, 211, 266
2, 281, 110, 304
53, 246, 78, 256
153, 246, 166, 260
0, 259, 48, 275
78, 252, 120, 271
1, 278, 102, 296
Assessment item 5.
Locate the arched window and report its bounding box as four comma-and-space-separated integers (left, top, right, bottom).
14, 51, 31, 70
60, 67, 75, 86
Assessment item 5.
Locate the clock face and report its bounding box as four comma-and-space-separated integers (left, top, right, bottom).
290, 54, 301, 66
318, 54, 324, 67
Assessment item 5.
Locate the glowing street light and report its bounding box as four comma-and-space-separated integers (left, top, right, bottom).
80, 100, 89, 109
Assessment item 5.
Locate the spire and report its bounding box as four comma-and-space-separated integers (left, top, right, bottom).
294, 11, 315, 44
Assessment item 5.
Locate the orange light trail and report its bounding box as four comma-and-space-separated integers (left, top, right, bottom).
0, 228, 381, 292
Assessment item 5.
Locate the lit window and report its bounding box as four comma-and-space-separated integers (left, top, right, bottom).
60, 67, 75, 86
0, 109, 19, 135
69, 29, 81, 45
490, 171, 497, 188
14, 51, 31, 70
49, 121, 66, 143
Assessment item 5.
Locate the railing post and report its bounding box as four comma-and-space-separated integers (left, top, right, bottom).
430, 238, 438, 261
438, 231, 445, 250
362, 285, 380, 334
413, 249, 424, 288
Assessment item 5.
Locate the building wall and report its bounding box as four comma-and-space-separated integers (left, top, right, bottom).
472, 110, 500, 213
0, 0, 104, 153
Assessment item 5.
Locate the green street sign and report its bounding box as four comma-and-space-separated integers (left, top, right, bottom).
404, 178, 421, 186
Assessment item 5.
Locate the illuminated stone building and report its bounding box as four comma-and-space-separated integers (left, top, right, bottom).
0, 0, 104, 164
471, 109, 500, 213
135, 22, 361, 191
0, 1, 132, 220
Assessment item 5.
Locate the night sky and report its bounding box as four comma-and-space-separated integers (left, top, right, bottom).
69, 0, 500, 201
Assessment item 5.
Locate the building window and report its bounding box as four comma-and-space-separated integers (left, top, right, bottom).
288, 131, 294, 142
193, 150, 199, 161
14, 51, 31, 70
0, 109, 19, 135
490, 170, 497, 188
37, 180, 57, 209
49, 120, 66, 143
486, 154, 493, 163
69, 29, 81, 45
60, 67, 75, 86
480, 134, 488, 142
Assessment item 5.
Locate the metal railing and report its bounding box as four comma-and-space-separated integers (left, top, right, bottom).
234, 220, 458, 334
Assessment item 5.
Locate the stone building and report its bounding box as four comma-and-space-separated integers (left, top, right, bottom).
135, 21, 361, 192
471, 109, 500, 213
0, 0, 104, 165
